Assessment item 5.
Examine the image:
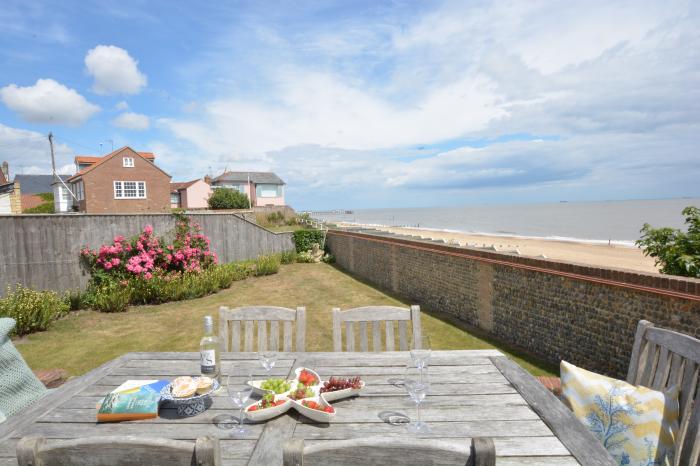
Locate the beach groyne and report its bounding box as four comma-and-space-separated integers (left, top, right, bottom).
327, 229, 700, 378
0, 213, 294, 295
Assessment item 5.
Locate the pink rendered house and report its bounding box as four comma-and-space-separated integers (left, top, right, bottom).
209, 171, 286, 207
170, 179, 213, 209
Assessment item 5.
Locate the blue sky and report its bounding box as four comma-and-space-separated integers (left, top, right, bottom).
1, 0, 699, 209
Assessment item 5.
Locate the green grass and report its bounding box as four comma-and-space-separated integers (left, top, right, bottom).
265, 225, 304, 233
15, 263, 556, 377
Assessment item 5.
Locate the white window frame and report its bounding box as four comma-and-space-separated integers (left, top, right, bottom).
256, 184, 281, 198
114, 181, 147, 199
123, 157, 135, 168
73, 181, 84, 201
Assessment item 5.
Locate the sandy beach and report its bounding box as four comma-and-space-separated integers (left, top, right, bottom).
341, 224, 659, 274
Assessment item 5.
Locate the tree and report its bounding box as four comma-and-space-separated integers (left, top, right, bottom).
207, 188, 250, 210
636, 206, 700, 277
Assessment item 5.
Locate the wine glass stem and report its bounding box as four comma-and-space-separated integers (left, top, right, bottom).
416, 401, 421, 424
239, 406, 243, 428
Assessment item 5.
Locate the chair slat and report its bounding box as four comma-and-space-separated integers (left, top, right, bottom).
372, 321, 381, 352
385, 321, 395, 351
640, 342, 659, 386
627, 320, 654, 385
668, 353, 684, 389
679, 362, 698, 425
269, 321, 279, 351
219, 309, 229, 352
332, 308, 342, 352
410, 305, 422, 349
244, 321, 254, 352
651, 346, 671, 389
398, 321, 408, 351
295, 307, 306, 352
678, 387, 700, 466
231, 321, 241, 353
257, 321, 267, 352
346, 322, 355, 352
283, 321, 293, 352
359, 322, 368, 352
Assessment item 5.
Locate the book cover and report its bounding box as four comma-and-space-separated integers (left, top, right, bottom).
96, 379, 168, 422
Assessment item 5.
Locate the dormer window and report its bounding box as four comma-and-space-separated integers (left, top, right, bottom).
123, 157, 135, 167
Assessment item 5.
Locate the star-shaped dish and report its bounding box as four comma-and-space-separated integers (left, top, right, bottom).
244, 367, 365, 423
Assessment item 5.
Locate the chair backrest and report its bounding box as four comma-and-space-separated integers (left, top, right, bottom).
219, 306, 306, 352
626, 320, 700, 466
282, 437, 495, 466
332, 305, 421, 352
16, 436, 221, 466
0, 318, 47, 419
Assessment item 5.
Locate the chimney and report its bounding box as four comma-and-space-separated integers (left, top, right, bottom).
1, 161, 8, 181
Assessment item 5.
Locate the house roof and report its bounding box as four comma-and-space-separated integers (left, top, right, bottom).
214, 171, 285, 185
75, 152, 155, 165
68, 147, 169, 182
13, 175, 70, 194
170, 179, 200, 193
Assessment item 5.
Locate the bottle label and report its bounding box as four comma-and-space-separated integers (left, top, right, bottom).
200, 349, 216, 374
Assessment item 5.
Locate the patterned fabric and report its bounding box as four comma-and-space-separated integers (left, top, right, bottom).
0, 318, 47, 418
561, 361, 678, 466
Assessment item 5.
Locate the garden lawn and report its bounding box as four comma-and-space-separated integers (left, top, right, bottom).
15, 263, 556, 377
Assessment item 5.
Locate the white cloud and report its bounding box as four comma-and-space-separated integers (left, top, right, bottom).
115, 101, 129, 110
0, 124, 74, 176
85, 45, 147, 95
0, 79, 100, 125
112, 111, 150, 130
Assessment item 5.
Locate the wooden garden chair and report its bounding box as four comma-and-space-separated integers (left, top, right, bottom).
282, 437, 495, 466
219, 306, 306, 352
17, 436, 221, 466
332, 305, 421, 351
626, 320, 700, 465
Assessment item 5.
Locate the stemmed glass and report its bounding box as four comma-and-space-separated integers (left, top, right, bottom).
404, 365, 430, 434
410, 335, 431, 378
258, 351, 277, 377
227, 373, 252, 435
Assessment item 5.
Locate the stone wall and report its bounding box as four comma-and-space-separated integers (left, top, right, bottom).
327, 230, 700, 378
0, 212, 294, 295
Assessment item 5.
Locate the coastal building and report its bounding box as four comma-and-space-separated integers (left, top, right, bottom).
66, 147, 171, 213
170, 179, 212, 209
13, 174, 70, 212
210, 171, 286, 207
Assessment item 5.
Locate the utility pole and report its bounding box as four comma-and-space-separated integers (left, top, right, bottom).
49, 132, 78, 202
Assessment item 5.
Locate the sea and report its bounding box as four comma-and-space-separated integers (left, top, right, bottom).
311, 198, 700, 247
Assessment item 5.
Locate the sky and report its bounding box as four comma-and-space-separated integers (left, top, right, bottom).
0, 0, 698, 210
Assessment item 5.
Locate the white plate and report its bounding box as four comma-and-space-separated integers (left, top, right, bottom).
244, 396, 293, 422
318, 381, 365, 402
292, 395, 335, 423
247, 378, 295, 397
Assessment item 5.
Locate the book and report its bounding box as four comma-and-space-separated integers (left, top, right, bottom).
96, 379, 168, 422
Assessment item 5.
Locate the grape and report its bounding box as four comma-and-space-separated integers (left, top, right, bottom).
320, 377, 362, 393
261, 378, 291, 394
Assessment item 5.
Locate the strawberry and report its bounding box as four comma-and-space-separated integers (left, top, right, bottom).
324, 406, 334, 413
248, 405, 258, 412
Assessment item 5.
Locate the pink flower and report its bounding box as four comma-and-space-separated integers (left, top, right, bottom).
104, 262, 113, 270
144, 272, 153, 280
114, 235, 125, 243
143, 225, 153, 236
111, 258, 120, 266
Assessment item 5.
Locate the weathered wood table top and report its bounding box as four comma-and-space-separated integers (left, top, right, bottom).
0, 350, 615, 465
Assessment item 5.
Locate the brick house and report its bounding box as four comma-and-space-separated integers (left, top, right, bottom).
66, 147, 171, 213
0, 161, 21, 214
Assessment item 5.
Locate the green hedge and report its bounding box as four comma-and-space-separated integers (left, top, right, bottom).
292, 229, 325, 252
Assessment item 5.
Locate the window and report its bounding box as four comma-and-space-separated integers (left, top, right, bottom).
170, 193, 180, 206
73, 181, 84, 201
123, 157, 135, 167
256, 184, 282, 198
61, 186, 70, 202
114, 181, 147, 199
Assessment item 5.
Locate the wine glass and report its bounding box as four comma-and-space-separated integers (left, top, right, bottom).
258, 351, 277, 377
404, 365, 430, 434
410, 335, 431, 374
227, 373, 252, 435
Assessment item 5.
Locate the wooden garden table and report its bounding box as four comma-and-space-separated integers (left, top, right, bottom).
0, 350, 615, 465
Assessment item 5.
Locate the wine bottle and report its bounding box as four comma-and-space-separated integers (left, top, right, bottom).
200, 315, 221, 382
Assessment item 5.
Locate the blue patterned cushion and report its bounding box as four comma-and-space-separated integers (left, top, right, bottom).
0, 318, 47, 418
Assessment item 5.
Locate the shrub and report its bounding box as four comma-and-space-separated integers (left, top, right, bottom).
322, 253, 335, 264
23, 192, 55, 214
255, 254, 281, 276
85, 282, 131, 313
208, 188, 250, 209
296, 251, 315, 263
0, 285, 69, 336
280, 250, 297, 264
292, 229, 325, 253
637, 206, 700, 277
64, 288, 86, 311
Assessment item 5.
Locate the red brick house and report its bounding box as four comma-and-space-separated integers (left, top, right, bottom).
66, 147, 171, 213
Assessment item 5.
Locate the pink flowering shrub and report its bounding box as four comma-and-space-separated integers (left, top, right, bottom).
80, 217, 218, 285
